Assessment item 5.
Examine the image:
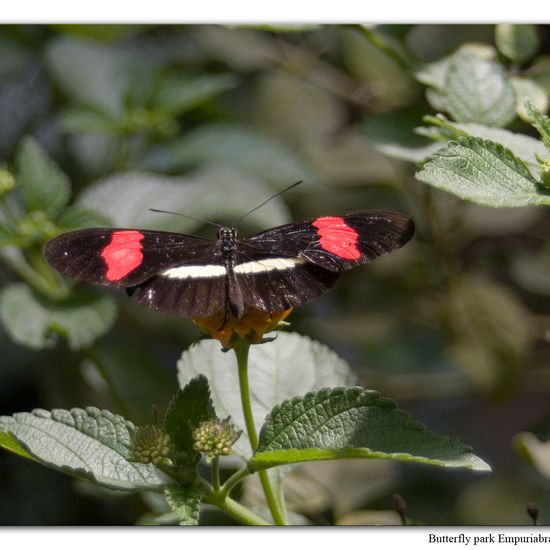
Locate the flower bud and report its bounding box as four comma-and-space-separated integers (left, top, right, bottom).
129, 424, 172, 465
192, 417, 242, 459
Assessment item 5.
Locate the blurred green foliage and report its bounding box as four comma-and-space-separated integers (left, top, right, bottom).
1, 23, 550, 526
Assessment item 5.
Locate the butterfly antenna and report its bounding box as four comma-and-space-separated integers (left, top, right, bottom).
149, 208, 224, 229
234, 180, 302, 225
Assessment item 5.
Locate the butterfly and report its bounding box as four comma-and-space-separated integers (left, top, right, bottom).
44, 211, 414, 319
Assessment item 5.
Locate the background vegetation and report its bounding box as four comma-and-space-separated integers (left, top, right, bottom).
0, 23, 550, 525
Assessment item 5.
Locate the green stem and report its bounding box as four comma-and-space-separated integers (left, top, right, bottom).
233, 339, 288, 526
350, 24, 412, 69
211, 456, 221, 493
219, 466, 250, 499
203, 492, 270, 526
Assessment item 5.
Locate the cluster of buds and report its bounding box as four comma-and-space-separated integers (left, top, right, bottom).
192, 417, 242, 459
193, 307, 292, 350
129, 424, 173, 465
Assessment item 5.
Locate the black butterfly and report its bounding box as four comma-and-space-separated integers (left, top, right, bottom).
44, 211, 414, 318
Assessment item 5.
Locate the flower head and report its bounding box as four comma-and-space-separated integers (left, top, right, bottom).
193, 307, 292, 349
192, 417, 242, 459
129, 424, 173, 465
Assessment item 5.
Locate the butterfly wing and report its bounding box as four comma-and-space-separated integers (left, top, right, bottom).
233, 210, 414, 312
44, 228, 227, 317
243, 211, 414, 271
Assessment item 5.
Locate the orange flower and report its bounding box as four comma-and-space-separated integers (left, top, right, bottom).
193, 308, 292, 349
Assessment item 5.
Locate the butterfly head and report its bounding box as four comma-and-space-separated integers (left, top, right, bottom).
218, 226, 238, 253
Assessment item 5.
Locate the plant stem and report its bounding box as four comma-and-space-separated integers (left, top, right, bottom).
203, 492, 271, 526
233, 339, 288, 525
219, 466, 250, 499
211, 456, 221, 493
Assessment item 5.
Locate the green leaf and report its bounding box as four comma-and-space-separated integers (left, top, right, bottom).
514, 432, 550, 479
16, 137, 71, 218
0, 407, 167, 491
0, 283, 117, 350
60, 106, 118, 134
177, 332, 356, 457
77, 170, 291, 232
140, 123, 316, 188
92, 339, 177, 425
443, 51, 516, 127
45, 37, 133, 115
446, 276, 533, 400
362, 108, 441, 163
416, 136, 550, 207
0, 224, 21, 247
164, 484, 204, 525
511, 77, 549, 122
56, 205, 112, 231
439, 121, 547, 176
0, 430, 35, 460
165, 375, 216, 454
525, 99, 550, 153
150, 74, 238, 115
495, 24, 540, 64
250, 387, 490, 472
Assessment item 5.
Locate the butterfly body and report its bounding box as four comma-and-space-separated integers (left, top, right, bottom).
44, 211, 414, 318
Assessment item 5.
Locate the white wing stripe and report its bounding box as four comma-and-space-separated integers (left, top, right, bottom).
161, 265, 227, 279
161, 257, 305, 279
235, 257, 305, 274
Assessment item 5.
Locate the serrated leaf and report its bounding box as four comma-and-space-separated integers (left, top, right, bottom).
0, 283, 117, 350
77, 169, 290, 232
525, 99, 550, 153
446, 276, 533, 399
150, 74, 238, 115
416, 136, 549, 207
164, 484, 204, 525
140, 123, 315, 188
177, 332, 356, 457
450, 122, 548, 176
444, 51, 516, 127
165, 375, 216, 454
0, 407, 167, 491
250, 387, 489, 472
16, 136, 71, 218
419, 119, 548, 176
495, 24, 540, 64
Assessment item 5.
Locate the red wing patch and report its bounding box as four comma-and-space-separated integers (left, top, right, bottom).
101, 230, 144, 281
312, 216, 361, 260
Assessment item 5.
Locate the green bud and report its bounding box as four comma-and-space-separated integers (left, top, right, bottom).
192, 417, 242, 459
129, 424, 173, 465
